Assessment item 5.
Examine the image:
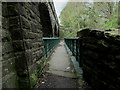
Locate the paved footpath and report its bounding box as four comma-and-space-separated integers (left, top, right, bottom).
37, 41, 79, 88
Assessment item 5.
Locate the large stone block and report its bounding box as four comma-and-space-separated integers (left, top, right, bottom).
2, 2, 8, 17
31, 23, 38, 33
17, 77, 31, 88
20, 16, 31, 29
82, 37, 98, 44
2, 72, 18, 88
107, 45, 120, 54
82, 43, 98, 50
12, 40, 25, 52
2, 57, 16, 76
2, 29, 11, 42
25, 50, 33, 65
24, 40, 33, 49
82, 50, 99, 60
77, 28, 91, 37
7, 3, 19, 16
32, 42, 43, 49
2, 53, 14, 61
9, 28, 23, 40
17, 3, 27, 18
14, 52, 29, 77
26, 32, 37, 39
97, 40, 109, 48
105, 34, 120, 45
23, 30, 31, 39
90, 30, 105, 39
2, 17, 9, 29
2, 42, 13, 54
31, 22, 42, 33
34, 49, 43, 61
9, 16, 20, 29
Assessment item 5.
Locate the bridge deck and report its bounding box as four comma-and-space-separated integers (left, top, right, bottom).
37, 41, 78, 88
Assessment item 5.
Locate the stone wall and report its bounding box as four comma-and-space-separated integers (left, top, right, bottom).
2, 2, 18, 88
77, 29, 120, 89
39, 1, 59, 37
0, 2, 2, 89
2, 2, 59, 88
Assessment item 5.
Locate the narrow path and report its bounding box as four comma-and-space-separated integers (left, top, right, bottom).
37, 41, 78, 88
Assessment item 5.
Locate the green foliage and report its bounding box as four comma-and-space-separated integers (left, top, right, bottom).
59, 1, 119, 37
30, 56, 46, 87
104, 18, 120, 27
30, 74, 38, 87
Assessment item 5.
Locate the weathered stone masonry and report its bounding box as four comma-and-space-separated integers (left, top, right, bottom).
78, 29, 120, 89
2, 1, 59, 88
39, 1, 59, 37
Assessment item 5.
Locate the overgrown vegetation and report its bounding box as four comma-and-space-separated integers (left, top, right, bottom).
59, 1, 120, 37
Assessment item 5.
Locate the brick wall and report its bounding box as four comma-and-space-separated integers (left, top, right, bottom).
78, 29, 120, 89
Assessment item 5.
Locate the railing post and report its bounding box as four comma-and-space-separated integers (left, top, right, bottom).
64, 37, 81, 66
43, 37, 60, 59
76, 39, 78, 61
79, 38, 82, 67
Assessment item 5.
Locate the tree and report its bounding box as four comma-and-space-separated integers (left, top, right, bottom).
59, 0, 119, 37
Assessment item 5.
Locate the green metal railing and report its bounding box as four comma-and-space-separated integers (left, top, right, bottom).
43, 37, 60, 59
64, 37, 81, 63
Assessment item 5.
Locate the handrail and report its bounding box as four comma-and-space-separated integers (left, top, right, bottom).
64, 37, 81, 66
43, 37, 60, 59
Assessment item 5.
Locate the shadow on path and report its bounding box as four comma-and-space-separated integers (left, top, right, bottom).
37, 41, 78, 88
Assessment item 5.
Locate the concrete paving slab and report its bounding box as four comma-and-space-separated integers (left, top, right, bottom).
47, 41, 76, 78
36, 41, 92, 89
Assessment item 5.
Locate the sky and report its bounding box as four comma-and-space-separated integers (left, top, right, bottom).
53, 0, 69, 17
53, 0, 119, 22
53, 0, 119, 17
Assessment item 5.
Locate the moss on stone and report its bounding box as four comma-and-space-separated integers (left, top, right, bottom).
30, 55, 47, 87
30, 74, 38, 87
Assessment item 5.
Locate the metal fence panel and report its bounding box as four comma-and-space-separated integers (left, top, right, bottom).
64, 37, 81, 66
43, 37, 60, 59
